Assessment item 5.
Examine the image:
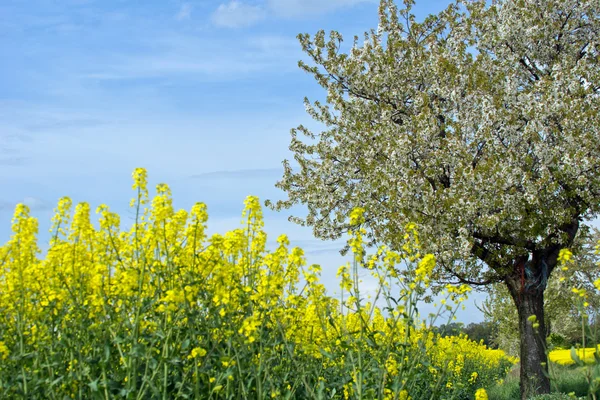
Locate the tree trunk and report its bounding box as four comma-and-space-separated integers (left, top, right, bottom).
506, 276, 551, 400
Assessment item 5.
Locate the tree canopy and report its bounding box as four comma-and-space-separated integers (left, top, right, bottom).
268, 0, 600, 397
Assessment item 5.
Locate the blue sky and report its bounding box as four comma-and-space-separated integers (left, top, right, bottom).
0, 0, 488, 324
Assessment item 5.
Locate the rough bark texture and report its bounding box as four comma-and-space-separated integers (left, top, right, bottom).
506, 273, 551, 399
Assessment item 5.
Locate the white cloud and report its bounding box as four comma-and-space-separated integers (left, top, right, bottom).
175, 3, 193, 20
22, 196, 51, 211
211, 1, 267, 28
268, 0, 374, 18
211, 0, 373, 29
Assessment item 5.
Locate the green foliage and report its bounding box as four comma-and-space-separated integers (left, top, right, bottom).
528, 395, 583, 400
432, 322, 466, 338
489, 365, 589, 400
487, 371, 520, 400
548, 333, 572, 350
464, 322, 499, 349
482, 229, 600, 357
550, 366, 591, 398
543, 246, 600, 400
432, 321, 499, 349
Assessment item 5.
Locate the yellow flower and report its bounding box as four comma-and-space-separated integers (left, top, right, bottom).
558, 248, 573, 264
549, 348, 599, 366
188, 347, 207, 359
475, 388, 488, 400
469, 371, 478, 384
385, 354, 399, 376
337, 264, 353, 292
349, 207, 366, 225
0, 341, 9, 360
415, 254, 436, 284
0, 168, 518, 400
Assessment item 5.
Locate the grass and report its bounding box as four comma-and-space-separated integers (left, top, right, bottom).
488, 363, 589, 400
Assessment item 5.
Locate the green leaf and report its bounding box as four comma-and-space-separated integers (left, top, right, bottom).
88, 379, 99, 392
570, 347, 584, 367
319, 348, 334, 359
181, 338, 190, 350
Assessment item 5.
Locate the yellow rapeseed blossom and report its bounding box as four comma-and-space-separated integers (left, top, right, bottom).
469, 371, 478, 384
557, 248, 573, 264
349, 207, 366, 226
0, 168, 516, 399
188, 347, 207, 359
475, 388, 488, 400
415, 254, 436, 286
549, 347, 599, 366
0, 341, 9, 360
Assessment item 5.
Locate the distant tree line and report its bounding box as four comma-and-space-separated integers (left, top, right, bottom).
431, 322, 499, 349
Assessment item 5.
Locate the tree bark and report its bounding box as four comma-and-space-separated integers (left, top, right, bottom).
506, 272, 551, 400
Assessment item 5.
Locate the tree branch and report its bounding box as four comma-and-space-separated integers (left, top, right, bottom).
473, 230, 536, 251
439, 259, 505, 286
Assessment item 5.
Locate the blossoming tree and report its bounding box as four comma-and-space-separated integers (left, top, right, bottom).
267, 0, 600, 398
